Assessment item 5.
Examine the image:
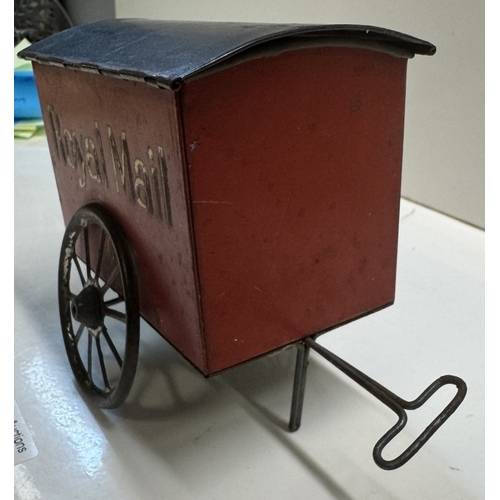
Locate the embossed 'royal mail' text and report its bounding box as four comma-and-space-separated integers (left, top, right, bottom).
47, 105, 173, 226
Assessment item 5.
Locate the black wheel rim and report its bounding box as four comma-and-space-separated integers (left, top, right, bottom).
58, 204, 139, 409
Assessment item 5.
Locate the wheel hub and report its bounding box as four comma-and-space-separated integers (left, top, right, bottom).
71, 284, 103, 330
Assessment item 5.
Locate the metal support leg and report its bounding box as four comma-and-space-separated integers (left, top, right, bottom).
289, 341, 310, 432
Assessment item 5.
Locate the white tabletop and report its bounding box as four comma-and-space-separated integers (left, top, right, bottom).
14, 135, 484, 499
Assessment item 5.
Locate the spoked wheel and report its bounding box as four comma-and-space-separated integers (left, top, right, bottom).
58, 204, 140, 409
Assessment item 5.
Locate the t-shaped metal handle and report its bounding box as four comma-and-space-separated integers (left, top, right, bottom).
289, 337, 467, 470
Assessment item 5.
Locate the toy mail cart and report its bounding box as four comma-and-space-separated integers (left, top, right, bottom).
21, 19, 466, 470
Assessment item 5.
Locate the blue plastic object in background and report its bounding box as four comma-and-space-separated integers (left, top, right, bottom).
14, 69, 42, 120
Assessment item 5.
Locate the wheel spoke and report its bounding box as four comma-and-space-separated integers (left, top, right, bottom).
74, 323, 85, 346
101, 325, 123, 368
72, 255, 86, 286
95, 335, 111, 390
100, 265, 119, 294
105, 308, 127, 324
104, 296, 124, 307
84, 227, 91, 280
95, 230, 107, 280
87, 333, 93, 383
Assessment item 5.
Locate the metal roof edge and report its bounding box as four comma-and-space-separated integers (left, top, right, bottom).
19, 19, 436, 89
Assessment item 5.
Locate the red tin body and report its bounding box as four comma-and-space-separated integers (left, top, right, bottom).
30, 23, 414, 375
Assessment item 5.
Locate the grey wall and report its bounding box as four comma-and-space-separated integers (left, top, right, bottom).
62, 0, 115, 25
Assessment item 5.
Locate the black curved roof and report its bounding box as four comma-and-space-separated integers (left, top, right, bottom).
19, 19, 436, 88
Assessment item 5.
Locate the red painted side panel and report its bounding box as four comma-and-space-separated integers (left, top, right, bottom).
35, 46, 408, 376
181, 47, 407, 373
34, 65, 207, 372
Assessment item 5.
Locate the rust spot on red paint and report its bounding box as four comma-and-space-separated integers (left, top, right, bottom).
358, 258, 368, 274
313, 246, 338, 264
351, 97, 363, 112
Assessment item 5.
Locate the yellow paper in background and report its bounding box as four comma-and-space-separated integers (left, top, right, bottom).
15, 38, 32, 71
14, 118, 45, 139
